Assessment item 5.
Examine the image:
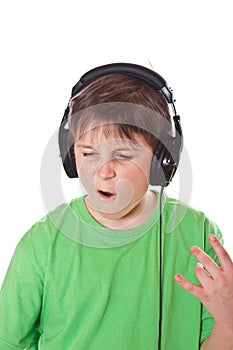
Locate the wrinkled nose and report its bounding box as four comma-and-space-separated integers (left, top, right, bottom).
97, 160, 116, 180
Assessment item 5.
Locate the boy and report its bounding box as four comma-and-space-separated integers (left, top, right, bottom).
0, 63, 232, 349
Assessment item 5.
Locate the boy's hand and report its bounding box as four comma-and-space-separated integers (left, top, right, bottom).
174, 235, 233, 329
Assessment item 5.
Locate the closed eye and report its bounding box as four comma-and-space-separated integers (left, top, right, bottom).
83, 152, 98, 157
114, 153, 133, 160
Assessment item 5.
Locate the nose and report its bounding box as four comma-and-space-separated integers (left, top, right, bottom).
97, 160, 116, 180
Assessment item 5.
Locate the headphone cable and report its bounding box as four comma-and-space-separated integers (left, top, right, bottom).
158, 186, 164, 350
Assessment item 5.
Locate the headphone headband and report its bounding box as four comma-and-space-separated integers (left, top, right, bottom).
71, 63, 174, 105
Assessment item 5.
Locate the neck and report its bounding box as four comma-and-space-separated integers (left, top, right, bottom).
85, 191, 157, 230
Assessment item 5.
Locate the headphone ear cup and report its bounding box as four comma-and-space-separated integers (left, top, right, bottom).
150, 142, 167, 186
150, 115, 183, 186
62, 143, 78, 178
150, 138, 178, 187
58, 115, 78, 178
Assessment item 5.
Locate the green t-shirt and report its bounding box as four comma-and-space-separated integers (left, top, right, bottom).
0, 192, 222, 350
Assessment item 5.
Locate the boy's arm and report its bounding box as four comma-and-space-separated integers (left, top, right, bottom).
200, 322, 233, 349
0, 229, 45, 349
174, 234, 233, 350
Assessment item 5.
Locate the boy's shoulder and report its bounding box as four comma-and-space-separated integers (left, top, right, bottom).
161, 192, 222, 239
162, 191, 209, 221
19, 197, 83, 247
163, 193, 204, 218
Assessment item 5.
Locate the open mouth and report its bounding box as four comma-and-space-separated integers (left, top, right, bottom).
97, 190, 115, 199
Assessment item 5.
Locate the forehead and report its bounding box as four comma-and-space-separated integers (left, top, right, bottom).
76, 124, 153, 152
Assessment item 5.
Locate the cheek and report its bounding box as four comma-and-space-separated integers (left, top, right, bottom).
134, 155, 152, 179
121, 160, 151, 186
75, 155, 95, 178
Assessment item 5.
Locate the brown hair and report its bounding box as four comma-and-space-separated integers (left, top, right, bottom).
68, 73, 173, 151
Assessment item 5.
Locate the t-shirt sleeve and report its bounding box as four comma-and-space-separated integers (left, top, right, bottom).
199, 217, 223, 344
0, 225, 48, 349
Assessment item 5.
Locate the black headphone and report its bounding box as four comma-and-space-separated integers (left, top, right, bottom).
59, 63, 183, 187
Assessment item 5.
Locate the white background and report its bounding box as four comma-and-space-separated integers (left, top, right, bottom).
0, 0, 232, 284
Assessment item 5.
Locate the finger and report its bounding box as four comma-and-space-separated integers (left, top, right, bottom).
174, 274, 204, 299
194, 262, 213, 288
208, 234, 233, 272
190, 246, 220, 279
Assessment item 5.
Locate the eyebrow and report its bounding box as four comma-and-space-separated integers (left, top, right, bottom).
76, 141, 143, 150
76, 144, 94, 149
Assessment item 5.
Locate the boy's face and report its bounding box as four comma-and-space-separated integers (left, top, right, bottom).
74, 126, 154, 224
